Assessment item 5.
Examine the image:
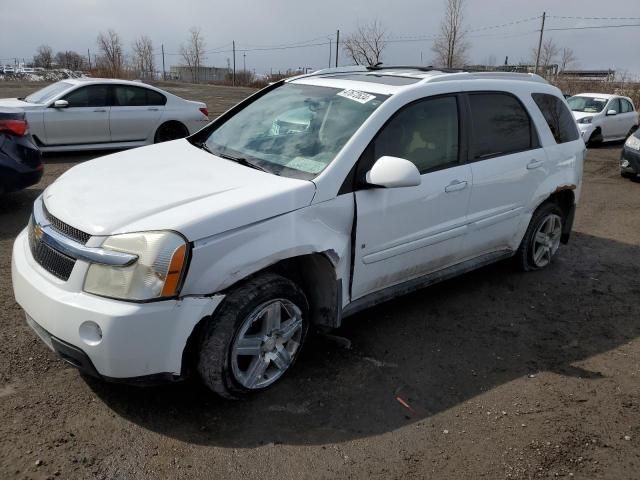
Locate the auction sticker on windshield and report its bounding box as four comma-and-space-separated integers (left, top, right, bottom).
337, 89, 376, 104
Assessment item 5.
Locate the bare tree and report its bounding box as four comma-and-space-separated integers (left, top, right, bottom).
531, 37, 559, 75
559, 47, 577, 73
343, 20, 386, 67
97, 30, 124, 77
33, 45, 53, 69
55, 51, 85, 71
132, 36, 155, 79
180, 27, 206, 83
432, 0, 469, 68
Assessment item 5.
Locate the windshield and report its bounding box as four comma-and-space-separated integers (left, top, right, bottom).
24, 81, 73, 104
567, 96, 608, 113
203, 83, 387, 179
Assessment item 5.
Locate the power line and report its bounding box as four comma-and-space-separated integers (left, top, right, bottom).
546, 23, 640, 31
548, 15, 640, 21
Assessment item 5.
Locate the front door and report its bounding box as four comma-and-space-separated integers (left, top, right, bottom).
351, 95, 472, 299
43, 85, 111, 145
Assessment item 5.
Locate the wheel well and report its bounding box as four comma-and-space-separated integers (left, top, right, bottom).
266, 253, 340, 328
180, 252, 340, 378
548, 187, 575, 219
155, 120, 188, 137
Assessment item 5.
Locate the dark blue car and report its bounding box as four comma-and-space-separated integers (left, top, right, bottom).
0, 108, 43, 194
621, 127, 640, 181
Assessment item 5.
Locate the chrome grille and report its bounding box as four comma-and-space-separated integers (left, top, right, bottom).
42, 203, 91, 245
28, 218, 76, 281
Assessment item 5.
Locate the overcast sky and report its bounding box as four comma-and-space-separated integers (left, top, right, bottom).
1, 0, 639, 76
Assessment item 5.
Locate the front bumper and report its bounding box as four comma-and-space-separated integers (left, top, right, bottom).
621, 146, 640, 176
12, 229, 224, 380
577, 123, 595, 141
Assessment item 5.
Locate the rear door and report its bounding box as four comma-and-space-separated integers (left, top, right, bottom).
351, 95, 472, 299
619, 98, 638, 136
42, 85, 110, 145
461, 91, 545, 258
109, 85, 165, 142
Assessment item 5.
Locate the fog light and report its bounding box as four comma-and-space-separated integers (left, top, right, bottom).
621, 159, 630, 168
79, 321, 103, 346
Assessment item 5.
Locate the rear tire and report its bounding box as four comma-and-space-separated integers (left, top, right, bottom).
154, 121, 189, 143
197, 273, 309, 399
515, 202, 564, 271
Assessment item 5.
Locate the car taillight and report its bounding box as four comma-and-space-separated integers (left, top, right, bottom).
199, 107, 209, 118
0, 119, 28, 136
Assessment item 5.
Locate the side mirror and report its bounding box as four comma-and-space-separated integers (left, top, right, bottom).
52, 99, 68, 109
606, 109, 617, 116
366, 156, 421, 188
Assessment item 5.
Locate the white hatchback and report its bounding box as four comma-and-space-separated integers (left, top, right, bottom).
13, 67, 585, 398
0, 79, 210, 152
568, 93, 638, 145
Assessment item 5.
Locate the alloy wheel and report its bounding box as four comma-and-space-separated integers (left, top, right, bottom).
532, 214, 562, 268
230, 299, 304, 389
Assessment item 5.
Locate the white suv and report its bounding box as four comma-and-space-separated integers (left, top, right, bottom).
568, 93, 638, 145
12, 67, 585, 398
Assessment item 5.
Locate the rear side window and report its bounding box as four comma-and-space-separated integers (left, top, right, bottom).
112, 86, 166, 107
621, 99, 634, 113
468, 93, 534, 159
532, 93, 580, 144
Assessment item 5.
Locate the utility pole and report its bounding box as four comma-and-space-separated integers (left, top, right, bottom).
328, 39, 332, 68
232, 40, 236, 86
335, 30, 339, 68
534, 12, 546, 74
87, 48, 92, 70
243, 52, 246, 72
161, 44, 166, 80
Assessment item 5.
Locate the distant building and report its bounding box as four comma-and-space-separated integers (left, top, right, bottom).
169, 65, 229, 83
559, 70, 616, 81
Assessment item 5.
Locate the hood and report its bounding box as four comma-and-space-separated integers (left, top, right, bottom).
572, 111, 597, 121
43, 139, 316, 240
0, 98, 40, 110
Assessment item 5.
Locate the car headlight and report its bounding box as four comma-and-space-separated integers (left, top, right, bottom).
625, 134, 640, 151
577, 117, 593, 124
84, 231, 188, 301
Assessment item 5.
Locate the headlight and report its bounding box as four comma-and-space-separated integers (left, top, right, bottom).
84, 231, 188, 301
577, 117, 593, 124
625, 134, 640, 151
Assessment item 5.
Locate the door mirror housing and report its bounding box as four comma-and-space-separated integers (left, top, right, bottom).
52, 99, 68, 109
366, 156, 421, 188
606, 109, 617, 116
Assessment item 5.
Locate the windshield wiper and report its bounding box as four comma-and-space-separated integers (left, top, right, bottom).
194, 141, 271, 173
218, 152, 270, 173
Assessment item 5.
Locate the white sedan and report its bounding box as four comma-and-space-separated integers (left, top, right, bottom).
0, 79, 210, 152
568, 93, 638, 146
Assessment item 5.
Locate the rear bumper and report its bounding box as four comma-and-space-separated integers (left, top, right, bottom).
0, 167, 43, 192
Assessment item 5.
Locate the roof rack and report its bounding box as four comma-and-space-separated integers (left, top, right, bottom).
290, 65, 548, 85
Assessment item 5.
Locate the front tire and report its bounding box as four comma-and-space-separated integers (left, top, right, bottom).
516, 202, 564, 271
197, 273, 309, 399
587, 128, 603, 147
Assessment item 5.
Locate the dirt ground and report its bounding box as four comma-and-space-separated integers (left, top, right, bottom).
1, 83, 639, 480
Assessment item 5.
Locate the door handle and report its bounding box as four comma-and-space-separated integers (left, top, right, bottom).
527, 159, 544, 170
147, 107, 159, 111
445, 180, 468, 193
93, 108, 107, 112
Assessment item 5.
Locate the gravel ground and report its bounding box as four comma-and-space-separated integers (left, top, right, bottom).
1, 83, 639, 479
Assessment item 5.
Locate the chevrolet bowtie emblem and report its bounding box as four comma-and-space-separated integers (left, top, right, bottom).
33, 223, 44, 241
